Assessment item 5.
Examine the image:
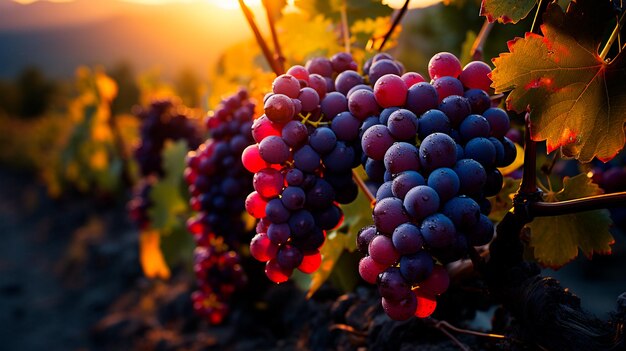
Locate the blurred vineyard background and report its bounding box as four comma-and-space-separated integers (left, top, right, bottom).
1, 0, 624, 350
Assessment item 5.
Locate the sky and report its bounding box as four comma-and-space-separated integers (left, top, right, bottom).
0, 0, 269, 78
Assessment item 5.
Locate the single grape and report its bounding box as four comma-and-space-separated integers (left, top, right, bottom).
384, 142, 421, 175
483, 108, 510, 138
418, 133, 457, 172
320, 92, 348, 120
454, 159, 487, 196
359, 256, 387, 284
464, 137, 497, 169
401, 72, 426, 88
406, 82, 439, 116
418, 109, 451, 140
258, 135, 290, 164
272, 74, 301, 98
250, 233, 278, 262
374, 74, 408, 108
309, 127, 338, 155
428, 52, 462, 80
373, 197, 411, 236
442, 196, 480, 230
369, 59, 402, 84
391, 171, 426, 199
362, 124, 396, 161
400, 251, 434, 284
427, 167, 460, 202
294, 145, 321, 173
281, 186, 306, 210
459, 61, 492, 92
335, 70, 364, 95
464, 88, 491, 114
392, 223, 424, 255
264, 94, 295, 123
387, 109, 419, 141
404, 185, 440, 220
438, 95, 471, 128
420, 213, 456, 248
348, 89, 381, 120
459, 114, 491, 142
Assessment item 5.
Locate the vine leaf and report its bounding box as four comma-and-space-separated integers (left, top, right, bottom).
148, 140, 188, 232
294, 167, 373, 298
527, 174, 614, 269
480, 0, 537, 24
488, 177, 521, 222
139, 229, 172, 279
491, 2, 626, 163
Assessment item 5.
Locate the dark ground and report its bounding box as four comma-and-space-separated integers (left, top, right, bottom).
0, 168, 624, 351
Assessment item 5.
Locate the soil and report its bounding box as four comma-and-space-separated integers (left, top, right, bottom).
0, 168, 624, 351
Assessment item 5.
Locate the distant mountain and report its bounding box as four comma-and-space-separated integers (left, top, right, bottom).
0, 0, 259, 79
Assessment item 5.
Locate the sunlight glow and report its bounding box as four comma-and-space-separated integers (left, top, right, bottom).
382, 0, 443, 9
13, 0, 262, 7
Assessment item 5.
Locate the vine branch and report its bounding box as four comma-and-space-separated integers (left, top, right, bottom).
262, 0, 286, 74
470, 19, 495, 61
377, 0, 410, 52
352, 170, 376, 206
239, 0, 282, 75
340, 0, 351, 53
529, 191, 626, 217
600, 11, 626, 61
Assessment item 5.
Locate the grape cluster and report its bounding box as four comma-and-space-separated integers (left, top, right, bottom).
184, 88, 256, 323
355, 52, 517, 320
185, 88, 256, 248
242, 53, 371, 283
191, 237, 247, 325
134, 99, 203, 177
128, 99, 202, 229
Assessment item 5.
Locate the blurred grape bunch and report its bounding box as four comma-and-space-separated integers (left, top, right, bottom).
128, 99, 204, 279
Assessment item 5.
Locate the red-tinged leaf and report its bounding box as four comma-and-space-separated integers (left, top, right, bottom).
491, 3, 626, 163
527, 174, 614, 269
479, 0, 537, 24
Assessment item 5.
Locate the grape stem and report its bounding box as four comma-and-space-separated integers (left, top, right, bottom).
106, 102, 133, 187
520, 113, 538, 194
428, 317, 508, 340
377, 0, 411, 52
529, 0, 548, 34
261, 0, 286, 74
529, 191, 626, 217
340, 0, 351, 53
600, 11, 626, 61
239, 0, 282, 75
351, 169, 376, 206
426, 318, 471, 351
470, 19, 495, 61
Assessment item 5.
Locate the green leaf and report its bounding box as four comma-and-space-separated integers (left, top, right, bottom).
491, 3, 626, 163
147, 140, 189, 232
479, 0, 537, 24
488, 177, 521, 222
295, 167, 373, 297
459, 30, 477, 66
527, 174, 614, 269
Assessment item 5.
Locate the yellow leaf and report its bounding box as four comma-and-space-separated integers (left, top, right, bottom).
95, 70, 118, 104
90, 149, 108, 170
140, 229, 171, 280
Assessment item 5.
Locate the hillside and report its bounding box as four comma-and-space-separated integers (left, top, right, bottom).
0, 0, 258, 78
